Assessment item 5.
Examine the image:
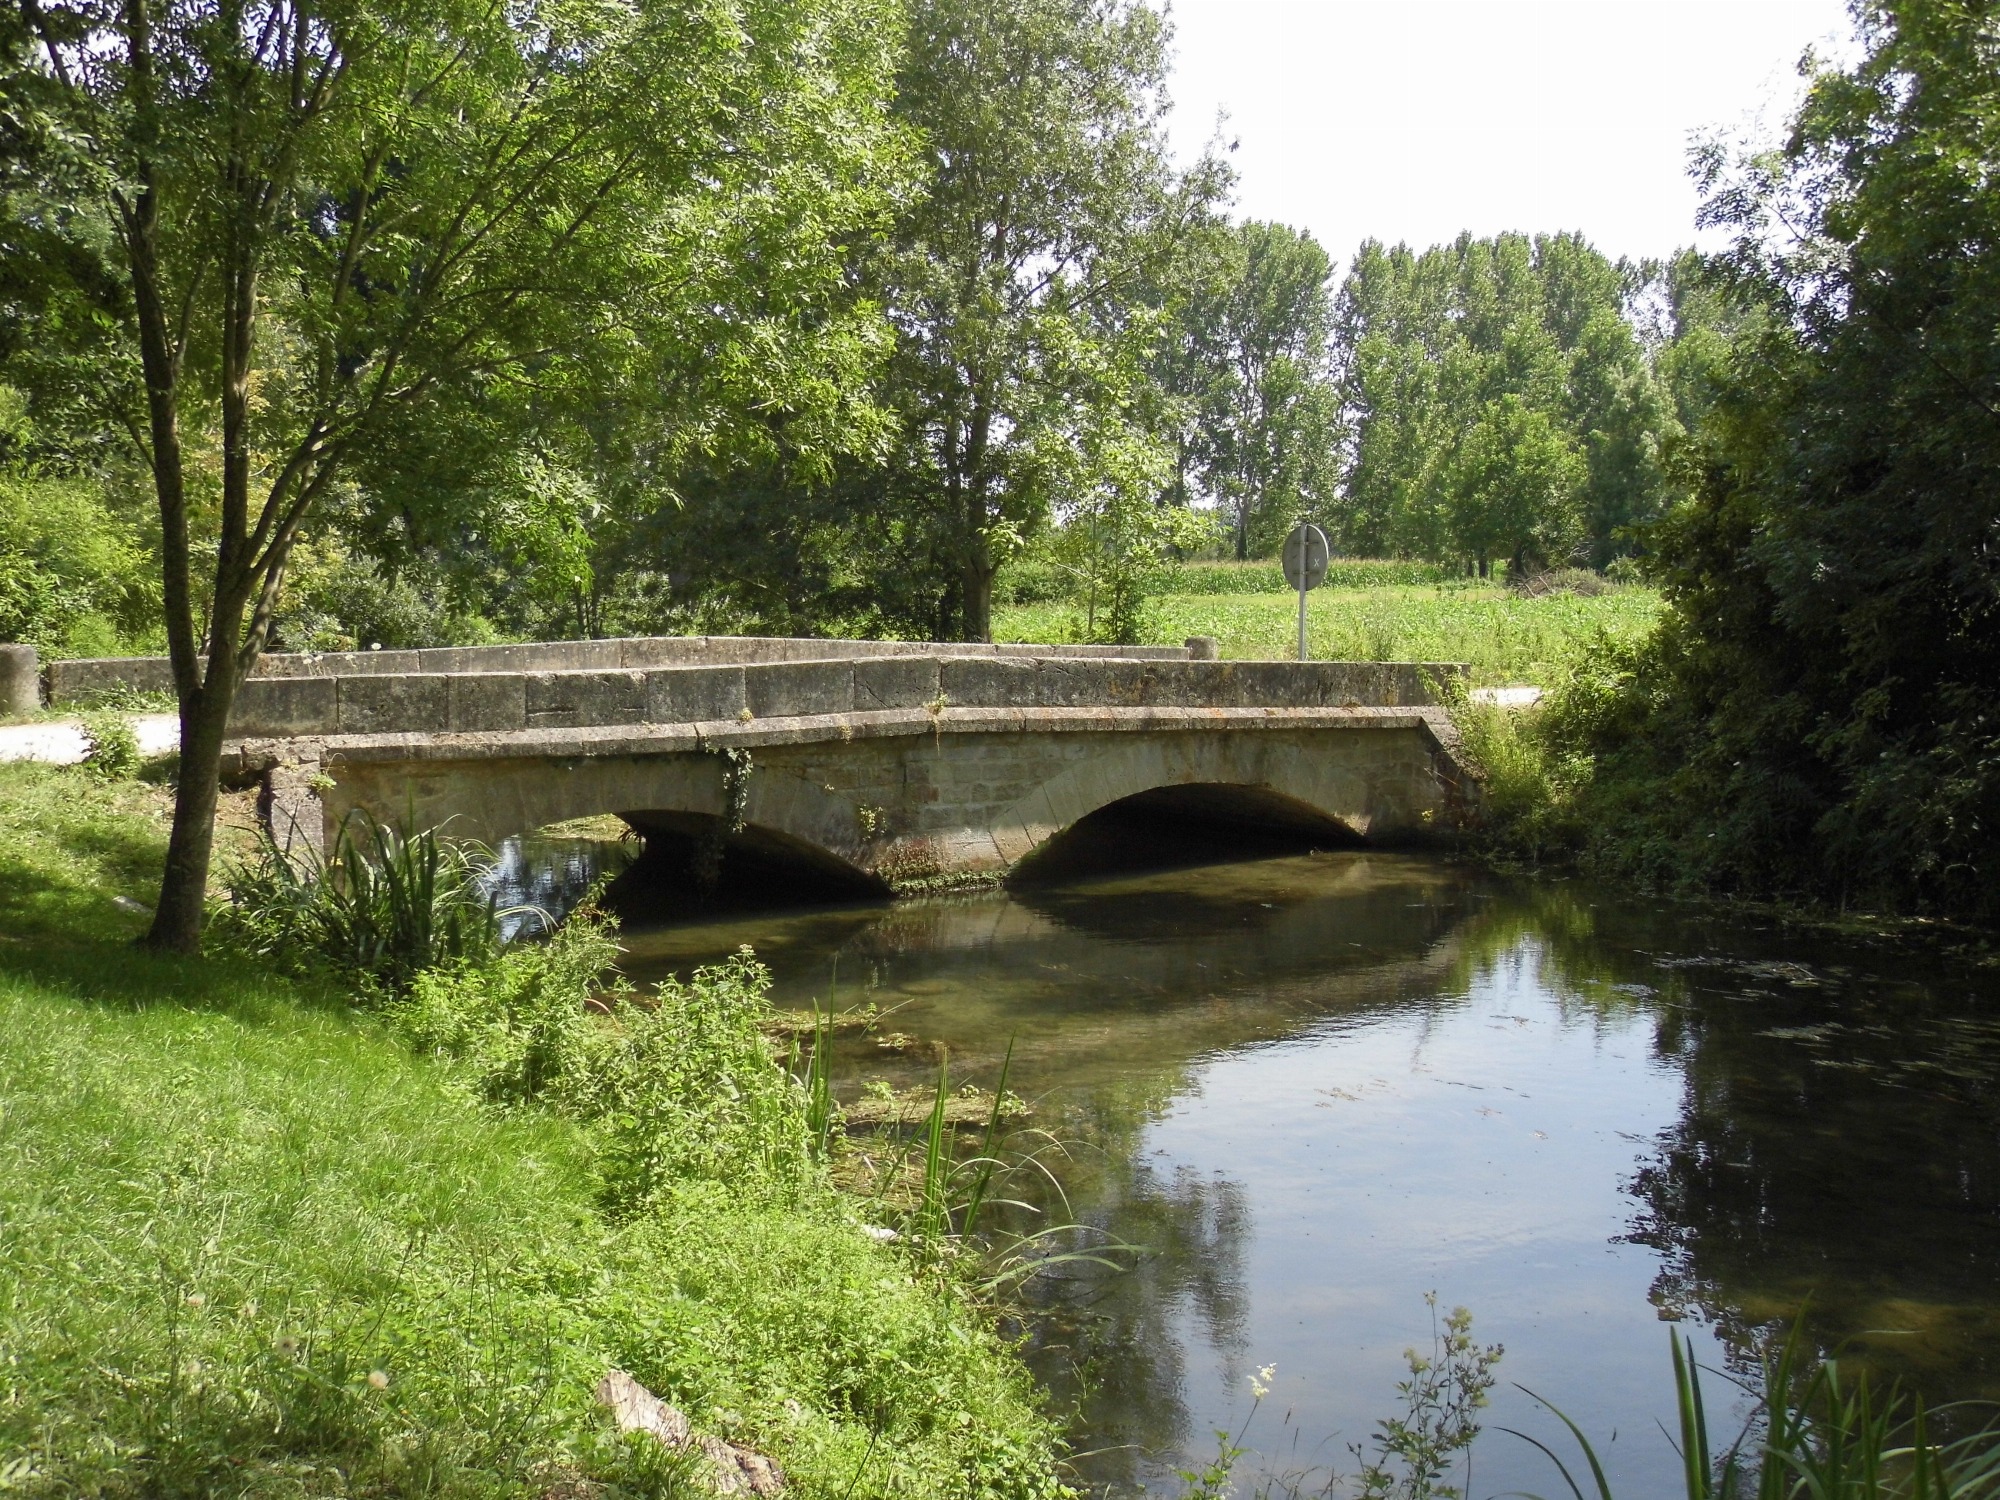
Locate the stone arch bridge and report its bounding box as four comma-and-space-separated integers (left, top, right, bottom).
55, 635, 1479, 892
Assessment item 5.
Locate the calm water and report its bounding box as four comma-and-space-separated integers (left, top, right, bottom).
496, 840, 2000, 1499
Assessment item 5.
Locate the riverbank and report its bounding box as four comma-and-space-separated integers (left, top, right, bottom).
0, 762, 1068, 1498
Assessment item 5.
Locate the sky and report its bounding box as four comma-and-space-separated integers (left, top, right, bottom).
1161, 0, 1857, 268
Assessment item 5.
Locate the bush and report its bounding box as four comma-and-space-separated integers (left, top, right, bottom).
78, 710, 141, 781
0, 471, 156, 655
399, 931, 814, 1214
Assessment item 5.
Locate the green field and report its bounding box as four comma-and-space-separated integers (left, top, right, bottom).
995, 573, 1662, 686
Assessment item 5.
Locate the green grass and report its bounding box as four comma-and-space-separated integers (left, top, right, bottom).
994, 581, 1662, 686
0, 764, 1067, 1499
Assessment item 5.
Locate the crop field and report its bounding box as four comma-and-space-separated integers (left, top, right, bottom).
995, 567, 1663, 686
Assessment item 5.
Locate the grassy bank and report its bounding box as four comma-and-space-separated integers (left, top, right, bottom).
0, 764, 1066, 1498
994, 569, 1661, 686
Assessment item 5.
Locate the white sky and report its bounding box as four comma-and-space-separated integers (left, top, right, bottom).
1162, 0, 1858, 267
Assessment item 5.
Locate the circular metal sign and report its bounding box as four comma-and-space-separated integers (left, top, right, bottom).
1282, 523, 1331, 591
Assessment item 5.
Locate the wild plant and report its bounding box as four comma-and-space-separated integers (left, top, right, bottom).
1353, 1297, 1503, 1500
217, 810, 502, 997
78, 708, 140, 780
1178, 1363, 1278, 1500
1510, 1325, 2000, 1500
1177, 1298, 1499, 1500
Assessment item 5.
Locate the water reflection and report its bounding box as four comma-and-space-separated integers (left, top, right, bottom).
481, 832, 635, 939
588, 846, 2000, 1497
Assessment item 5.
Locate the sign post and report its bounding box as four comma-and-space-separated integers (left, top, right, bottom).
1280, 522, 1331, 661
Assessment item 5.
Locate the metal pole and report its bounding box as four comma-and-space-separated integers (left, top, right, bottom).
1297, 573, 1309, 662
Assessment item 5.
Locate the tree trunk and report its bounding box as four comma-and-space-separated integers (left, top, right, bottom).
961, 555, 995, 644
144, 665, 241, 953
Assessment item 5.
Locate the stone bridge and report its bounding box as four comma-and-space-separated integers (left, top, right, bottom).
53, 635, 1478, 893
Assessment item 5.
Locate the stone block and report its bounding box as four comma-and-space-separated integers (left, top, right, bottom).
745, 660, 854, 718
646, 665, 747, 724
338, 674, 449, 734
45, 656, 176, 704
853, 656, 941, 712
618, 636, 714, 669
1035, 658, 1147, 706
1185, 635, 1219, 660
525, 670, 648, 728
230, 676, 338, 736
0, 644, 38, 716
940, 657, 1039, 708
1139, 660, 1231, 708
330, 648, 426, 676
449, 673, 527, 732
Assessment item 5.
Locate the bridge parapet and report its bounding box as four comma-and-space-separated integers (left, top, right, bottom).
45, 632, 1192, 705
206, 653, 1463, 740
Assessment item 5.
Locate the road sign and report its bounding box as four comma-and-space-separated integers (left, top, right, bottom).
1282, 523, 1330, 661
1282, 523, 1330, 591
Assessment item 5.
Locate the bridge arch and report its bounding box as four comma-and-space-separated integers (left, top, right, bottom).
982, 729, 1389, 873
316, 749, 889, 898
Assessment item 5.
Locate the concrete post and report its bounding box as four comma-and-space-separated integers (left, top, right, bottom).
0, 644, 39, 718
1184, 636, 1219, 661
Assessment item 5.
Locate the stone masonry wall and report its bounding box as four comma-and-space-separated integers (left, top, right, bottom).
45, 634, 1190, 704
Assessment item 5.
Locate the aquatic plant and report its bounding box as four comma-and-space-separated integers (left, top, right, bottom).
1510, 1326, 2000, 1500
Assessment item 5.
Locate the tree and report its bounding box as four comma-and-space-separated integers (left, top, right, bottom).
869, 0, 1197, 641
1174, 220, 1340, 560
7, 0, 902, 950
1331, 231, 1677, 571
1445, 395, 1585, 575
1604, 0, 2000, 913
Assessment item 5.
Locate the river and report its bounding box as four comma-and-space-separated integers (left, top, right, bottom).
487, 834, 2000, 1500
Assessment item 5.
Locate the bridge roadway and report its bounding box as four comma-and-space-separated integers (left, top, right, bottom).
58, 635, 1479, 892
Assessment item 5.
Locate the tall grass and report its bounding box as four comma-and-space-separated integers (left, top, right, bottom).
1511, 1328, 2000, 1500
217, 811, 503, 997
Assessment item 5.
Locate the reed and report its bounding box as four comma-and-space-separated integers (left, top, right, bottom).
218, 809, 504, 997
1508, 1327, 2000, 1500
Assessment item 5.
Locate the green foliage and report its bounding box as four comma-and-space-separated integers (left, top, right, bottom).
1512, 1326, 2000, 1500
1446, 396, 1587, 575
1045, 449, 1215, 645
1534, 0, 2000, 918
217, 815, 501, 999
77, 709, 140, 781
0, 465, 154, 655
1352, 1299, 1504, 1500
10, 0, 909, 949
273, 539, 497, 653
1160, 220, 1343, 560
1334, 232, 1680, 571
0, 769, 1070, 1499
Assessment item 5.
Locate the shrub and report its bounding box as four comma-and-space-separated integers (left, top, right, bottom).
78, 710, 141, 781
400, 933, 813, 1214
